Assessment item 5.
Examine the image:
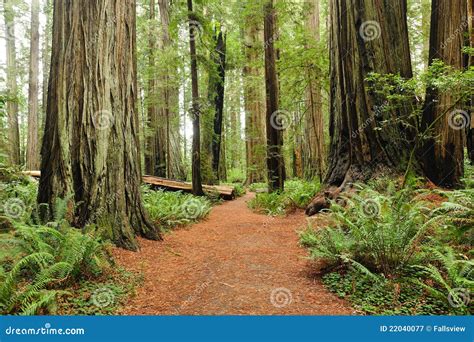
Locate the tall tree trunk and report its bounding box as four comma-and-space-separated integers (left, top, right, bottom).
467, 0, 474, 164
38, 0, 160, 251
3, 0, 21, 165
158, 0, 185, 180
145, 0, 166, 177
218, 128, 227, 181
264, 0, 284, 192
323, 0, 413, 187
304, 0, 325, 181
243, 8, 266, 185
187, 0, 204, 195
210, 28, 227, 182
41, 0, 52, 144
26, 0, 40, 170
421, 0, 467, 187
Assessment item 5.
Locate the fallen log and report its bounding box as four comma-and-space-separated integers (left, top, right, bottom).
22, 171, 235, 200
142, 175, 235, 200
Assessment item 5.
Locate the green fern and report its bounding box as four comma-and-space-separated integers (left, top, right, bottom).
0, 225, 110, 315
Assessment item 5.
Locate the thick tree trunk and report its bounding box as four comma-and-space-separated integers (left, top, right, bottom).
304, 0, 325, 181
324, 0, 414, 187
3, 0, 21, 165
264, 0, 284, 192
243, 10, 266, 185
187, 0, 204, 195
145, 0, 166, 177
38, 0, 160, 251
26, 0, 40, 170
421, 0, 467, 187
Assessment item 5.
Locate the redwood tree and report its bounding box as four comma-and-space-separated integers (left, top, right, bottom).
187, 0, 204, 195
3, 0, 21, 165
264, 0, 284, 192
208, 26, 227, 183
38, 0, 160, 251
26, 0, 40, 170
145, 0, 167, 177
323, 0, 414, 187
421, 0, 468, 187
243, 5, 267, 185
304, 0, 325, 181
466, 0, 473, 164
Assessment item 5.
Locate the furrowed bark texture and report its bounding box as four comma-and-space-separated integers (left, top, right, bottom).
264, 0, 284, 192
38, 0, 160, 251
243, 7, 267, 184
421, 0, 467, 187
325, 0, 414, 186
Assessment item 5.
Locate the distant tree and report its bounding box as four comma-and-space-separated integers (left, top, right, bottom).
158, 0, 186, 179
2, 0, 21, 165
26, 0, 40, 170
243, 2, 266, 185
38, 0, 160, 251
304, 0, 325, 181
145, 0, 166, 177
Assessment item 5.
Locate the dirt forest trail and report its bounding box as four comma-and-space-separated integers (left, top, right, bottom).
114, 192, 353, 315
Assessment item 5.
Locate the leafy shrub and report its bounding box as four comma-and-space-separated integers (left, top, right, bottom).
142, 187, 211, 230
0, 225, 112, 315
248, 179, 320, 216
